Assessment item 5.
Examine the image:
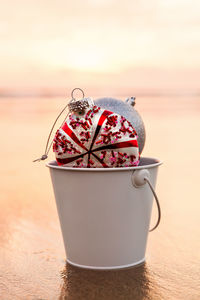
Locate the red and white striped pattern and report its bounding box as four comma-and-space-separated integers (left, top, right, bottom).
53, 106, 140, 168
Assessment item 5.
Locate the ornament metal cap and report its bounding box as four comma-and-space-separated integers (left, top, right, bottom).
68, 88, 94, 113
126, 97, 136, 107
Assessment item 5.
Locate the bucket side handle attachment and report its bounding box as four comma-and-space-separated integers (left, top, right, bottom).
131, 169, 161, 232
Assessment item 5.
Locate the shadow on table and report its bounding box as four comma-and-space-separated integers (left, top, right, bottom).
59, 262, 158, 300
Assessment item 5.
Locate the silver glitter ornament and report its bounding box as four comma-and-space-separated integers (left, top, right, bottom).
94, 97, 146, 153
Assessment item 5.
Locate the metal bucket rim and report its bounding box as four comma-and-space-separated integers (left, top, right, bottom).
46, 157, 163, 172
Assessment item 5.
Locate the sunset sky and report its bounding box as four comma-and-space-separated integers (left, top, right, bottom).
0, 0, 200, 95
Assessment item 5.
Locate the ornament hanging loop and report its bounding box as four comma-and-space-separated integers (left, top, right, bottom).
71, 88, 85, 100
33, 97, 70, 163
33, 88, 87, 163
33, 87, 91, 163
33, 154, 48, 162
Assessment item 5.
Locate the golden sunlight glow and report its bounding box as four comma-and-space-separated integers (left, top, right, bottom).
48, 45, 109, 72
66, 48, 106, 71
0, 0, 200, 92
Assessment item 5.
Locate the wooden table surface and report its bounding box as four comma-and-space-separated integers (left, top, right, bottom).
0, 96, 199, 300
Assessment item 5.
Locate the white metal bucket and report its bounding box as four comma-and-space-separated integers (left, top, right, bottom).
47, 157, 162, 270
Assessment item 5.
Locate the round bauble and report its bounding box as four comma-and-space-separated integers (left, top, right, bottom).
53, 105, 140, 168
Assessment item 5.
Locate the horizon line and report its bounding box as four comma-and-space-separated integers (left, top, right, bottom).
0, 88, 199, 98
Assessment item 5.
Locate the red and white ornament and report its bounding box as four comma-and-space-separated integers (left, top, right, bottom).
53, 105, 140, 168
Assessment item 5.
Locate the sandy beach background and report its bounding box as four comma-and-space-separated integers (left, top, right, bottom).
0, 95, 200, 299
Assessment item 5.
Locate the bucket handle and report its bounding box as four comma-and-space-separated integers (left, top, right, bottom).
132, 169, 161, 232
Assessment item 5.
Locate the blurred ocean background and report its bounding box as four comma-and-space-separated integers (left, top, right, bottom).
0, 95, 200, 299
